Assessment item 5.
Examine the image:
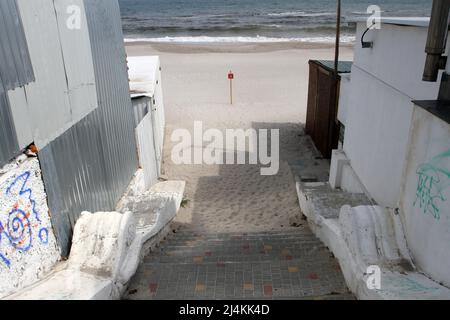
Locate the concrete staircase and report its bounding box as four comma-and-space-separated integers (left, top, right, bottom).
296, 179, 450, 300
124, 227, 354, 300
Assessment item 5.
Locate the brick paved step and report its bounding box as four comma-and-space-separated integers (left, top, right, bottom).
160, 232, 321, 244
171, 229, 316, 239
125, 227, 353, 300
163, 235, 321, 244
144, 253, 335, 264
144, 243, 333, 263
128, 258, 348, 300
158, 239, 327, 250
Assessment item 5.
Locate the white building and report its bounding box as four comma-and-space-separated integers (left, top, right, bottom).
300, 16, 450, 299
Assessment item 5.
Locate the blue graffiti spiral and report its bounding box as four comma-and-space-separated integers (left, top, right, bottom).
6, 209, 32, 252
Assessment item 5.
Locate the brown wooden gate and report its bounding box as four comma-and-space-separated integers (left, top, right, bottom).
305, 60, 351, 158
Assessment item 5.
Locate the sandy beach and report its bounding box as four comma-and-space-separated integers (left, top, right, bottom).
126, 42, 354, 234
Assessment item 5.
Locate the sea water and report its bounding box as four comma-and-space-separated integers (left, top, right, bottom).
119, 0, 431, 43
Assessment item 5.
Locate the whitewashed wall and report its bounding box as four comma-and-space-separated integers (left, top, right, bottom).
337, 73, 351, 126
399, 106, 450, 288
128, 56, 166, 178
0, 157, 60, 298
136, 112, 159, 190
153, 60, 166, 156
342, 20, 447, 207
8, 0, 97, 149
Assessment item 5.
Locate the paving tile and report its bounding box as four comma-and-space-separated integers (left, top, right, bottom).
193, 256, 204, 264
149, 283, 158, 294
196, 284, 206, 292
244, 283, 254, 291
126, 230, 353, 300
288, 266, 299, 273
308, 273, 319, 280
264, 285, 273, 297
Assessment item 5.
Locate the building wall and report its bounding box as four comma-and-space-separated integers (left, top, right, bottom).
1, 0, 139, 260
0, 84, 19, 168
151, 60, 165, 174
399, 106, 450, 288
38, 0, 139, 256
337, 73, 351, 126
0, 157, 60, 298
0, 0, 34, 167
128, 56, 166, 176
342, 21, 446, 207
135, 109, 160, 190
8, 0, 98, 150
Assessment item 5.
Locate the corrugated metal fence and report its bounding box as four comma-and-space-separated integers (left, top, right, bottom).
0, 0, 34, 90
0, 83, 18, 168
0, 0, 34, 167
39, 0, 138, 256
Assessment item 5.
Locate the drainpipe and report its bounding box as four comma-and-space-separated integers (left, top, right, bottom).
334, 0, 341, 75
423, 0, 450, 82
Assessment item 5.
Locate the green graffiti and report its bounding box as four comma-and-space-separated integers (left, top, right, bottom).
414, 149, 450, 220
391, 276, 438, 293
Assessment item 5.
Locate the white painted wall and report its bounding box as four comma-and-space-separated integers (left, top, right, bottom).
136, 113, 159, 190
128, 56, 166, 175
343, 67, 415, 207
399, 106, 450, 288
0, 156, 60, 298
342, 20, 446, 208
337, 73, 351, 126
8, 0, 97, 149
353, 21, 442, 100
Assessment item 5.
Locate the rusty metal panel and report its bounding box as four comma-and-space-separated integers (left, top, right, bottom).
39, 0, 138, 256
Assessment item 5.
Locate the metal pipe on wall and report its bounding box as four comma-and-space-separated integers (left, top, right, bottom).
334, 0, 341, 75
423, 0, 450, 82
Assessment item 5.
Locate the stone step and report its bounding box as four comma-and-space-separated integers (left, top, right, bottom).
125, 227, 352, 300
144, 252, 335, 264
159, 238, 326, 249
126, 259, 349, 300
297, 181, 372, 219
170, 229, 316, 239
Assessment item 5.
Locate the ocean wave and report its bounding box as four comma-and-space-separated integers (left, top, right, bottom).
351, 10, 386, 15
268, 11, 335, 17
351, 11, 370, 15
267, 11, 305, 17
125, 23, 356, 34
124, 35, 356, 44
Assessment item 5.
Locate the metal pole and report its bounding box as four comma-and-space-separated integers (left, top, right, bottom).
423, 0, 450, 82
230, 78, 233, 105
334, 0, 341, 75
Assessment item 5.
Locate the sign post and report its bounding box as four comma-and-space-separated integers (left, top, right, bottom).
228, 71, 234, 105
